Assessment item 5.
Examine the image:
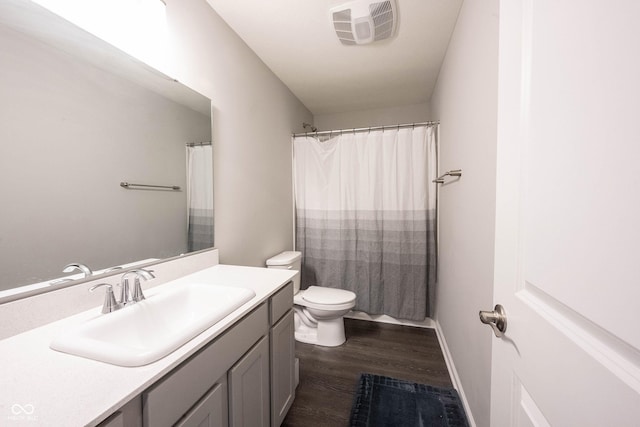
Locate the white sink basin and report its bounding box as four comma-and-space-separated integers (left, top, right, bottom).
50, 283, 255, 366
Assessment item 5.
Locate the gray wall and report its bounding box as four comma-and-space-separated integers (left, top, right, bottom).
314, 103, 431, 131
429, 0, 499, 426
0, 25, 211, 289
165, 0, 313, 267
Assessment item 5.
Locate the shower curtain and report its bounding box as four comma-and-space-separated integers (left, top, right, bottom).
186, 144, 214, 252
293, 125, 437, 320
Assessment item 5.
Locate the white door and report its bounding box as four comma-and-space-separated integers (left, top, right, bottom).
489, 0, 640, 425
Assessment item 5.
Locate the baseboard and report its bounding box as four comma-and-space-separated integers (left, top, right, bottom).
434, 320, 477, 427
345, 310, 435, 328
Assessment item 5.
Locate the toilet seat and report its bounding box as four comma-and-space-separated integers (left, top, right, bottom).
295, 286, 356, 311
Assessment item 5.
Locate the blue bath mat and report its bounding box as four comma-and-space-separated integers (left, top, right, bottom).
349, 374, 469, 427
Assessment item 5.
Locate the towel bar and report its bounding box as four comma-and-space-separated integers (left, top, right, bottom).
120, 182, 181, 191
433, 169, 462, 184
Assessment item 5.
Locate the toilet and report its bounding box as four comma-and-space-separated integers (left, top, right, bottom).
266, 251, 356, 347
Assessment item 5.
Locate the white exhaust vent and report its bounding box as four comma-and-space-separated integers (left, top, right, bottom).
331, 0, 397, 46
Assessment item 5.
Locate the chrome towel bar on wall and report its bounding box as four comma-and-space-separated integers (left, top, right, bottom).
120, 182, 181, 191
433, 169, 462, 184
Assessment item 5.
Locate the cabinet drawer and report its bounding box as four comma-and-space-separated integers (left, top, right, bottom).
270, 282, 293, 325
97, 412, 123, 427
175, 377, 228, 427
143, 303, 269, 427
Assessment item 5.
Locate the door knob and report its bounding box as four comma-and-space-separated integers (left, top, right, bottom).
479, 304, 507, 337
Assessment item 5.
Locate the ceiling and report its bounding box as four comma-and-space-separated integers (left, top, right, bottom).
206, 0, 463, 115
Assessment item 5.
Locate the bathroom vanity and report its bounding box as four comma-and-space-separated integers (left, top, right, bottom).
0, 262, 296, 427
140, 282, 294, 427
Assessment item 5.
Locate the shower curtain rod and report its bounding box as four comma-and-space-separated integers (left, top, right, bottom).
292, 121, 439, 138
186, 141, 212, 147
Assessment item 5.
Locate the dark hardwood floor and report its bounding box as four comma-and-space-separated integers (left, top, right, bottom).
281, 318, 452, 427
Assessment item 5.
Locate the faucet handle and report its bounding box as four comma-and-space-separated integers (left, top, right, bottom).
89, 283, 120, 314
132, 278, 146, 302
131, 269, 155, 302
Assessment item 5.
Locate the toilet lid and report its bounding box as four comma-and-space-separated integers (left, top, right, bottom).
302, 286, 356, 305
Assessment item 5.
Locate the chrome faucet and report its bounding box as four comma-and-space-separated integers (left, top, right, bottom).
89, 283, 120, 314
118, 269, 155, 307
62, 263, 93, 278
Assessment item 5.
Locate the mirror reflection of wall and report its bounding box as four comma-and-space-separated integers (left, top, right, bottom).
0, 9, 212, 293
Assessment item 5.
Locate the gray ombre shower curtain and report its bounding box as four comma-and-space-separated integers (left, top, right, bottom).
187, 144, 214, 251
293, 125, 437, 320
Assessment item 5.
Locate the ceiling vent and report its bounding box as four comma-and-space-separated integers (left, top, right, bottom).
331, 0, 397, 46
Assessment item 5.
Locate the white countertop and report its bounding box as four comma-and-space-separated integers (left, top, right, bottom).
0, 264, 296, 427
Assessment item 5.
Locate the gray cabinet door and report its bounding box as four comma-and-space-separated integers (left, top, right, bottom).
98, 396, 143, 427
143, 305, 268, 427
175, 378, 228, 427
97, 412, 124, 427
228, 336, 270, 427
270, 310, 295, 427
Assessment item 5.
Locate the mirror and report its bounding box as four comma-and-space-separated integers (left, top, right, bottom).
0, 1, 213, 301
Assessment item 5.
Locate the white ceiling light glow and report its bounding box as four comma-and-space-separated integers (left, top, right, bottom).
32, 0, 169, 73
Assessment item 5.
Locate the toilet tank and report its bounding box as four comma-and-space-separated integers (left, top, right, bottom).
266, 251, 302, 293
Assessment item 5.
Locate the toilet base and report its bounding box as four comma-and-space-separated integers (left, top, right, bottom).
294, 314, 346, 347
